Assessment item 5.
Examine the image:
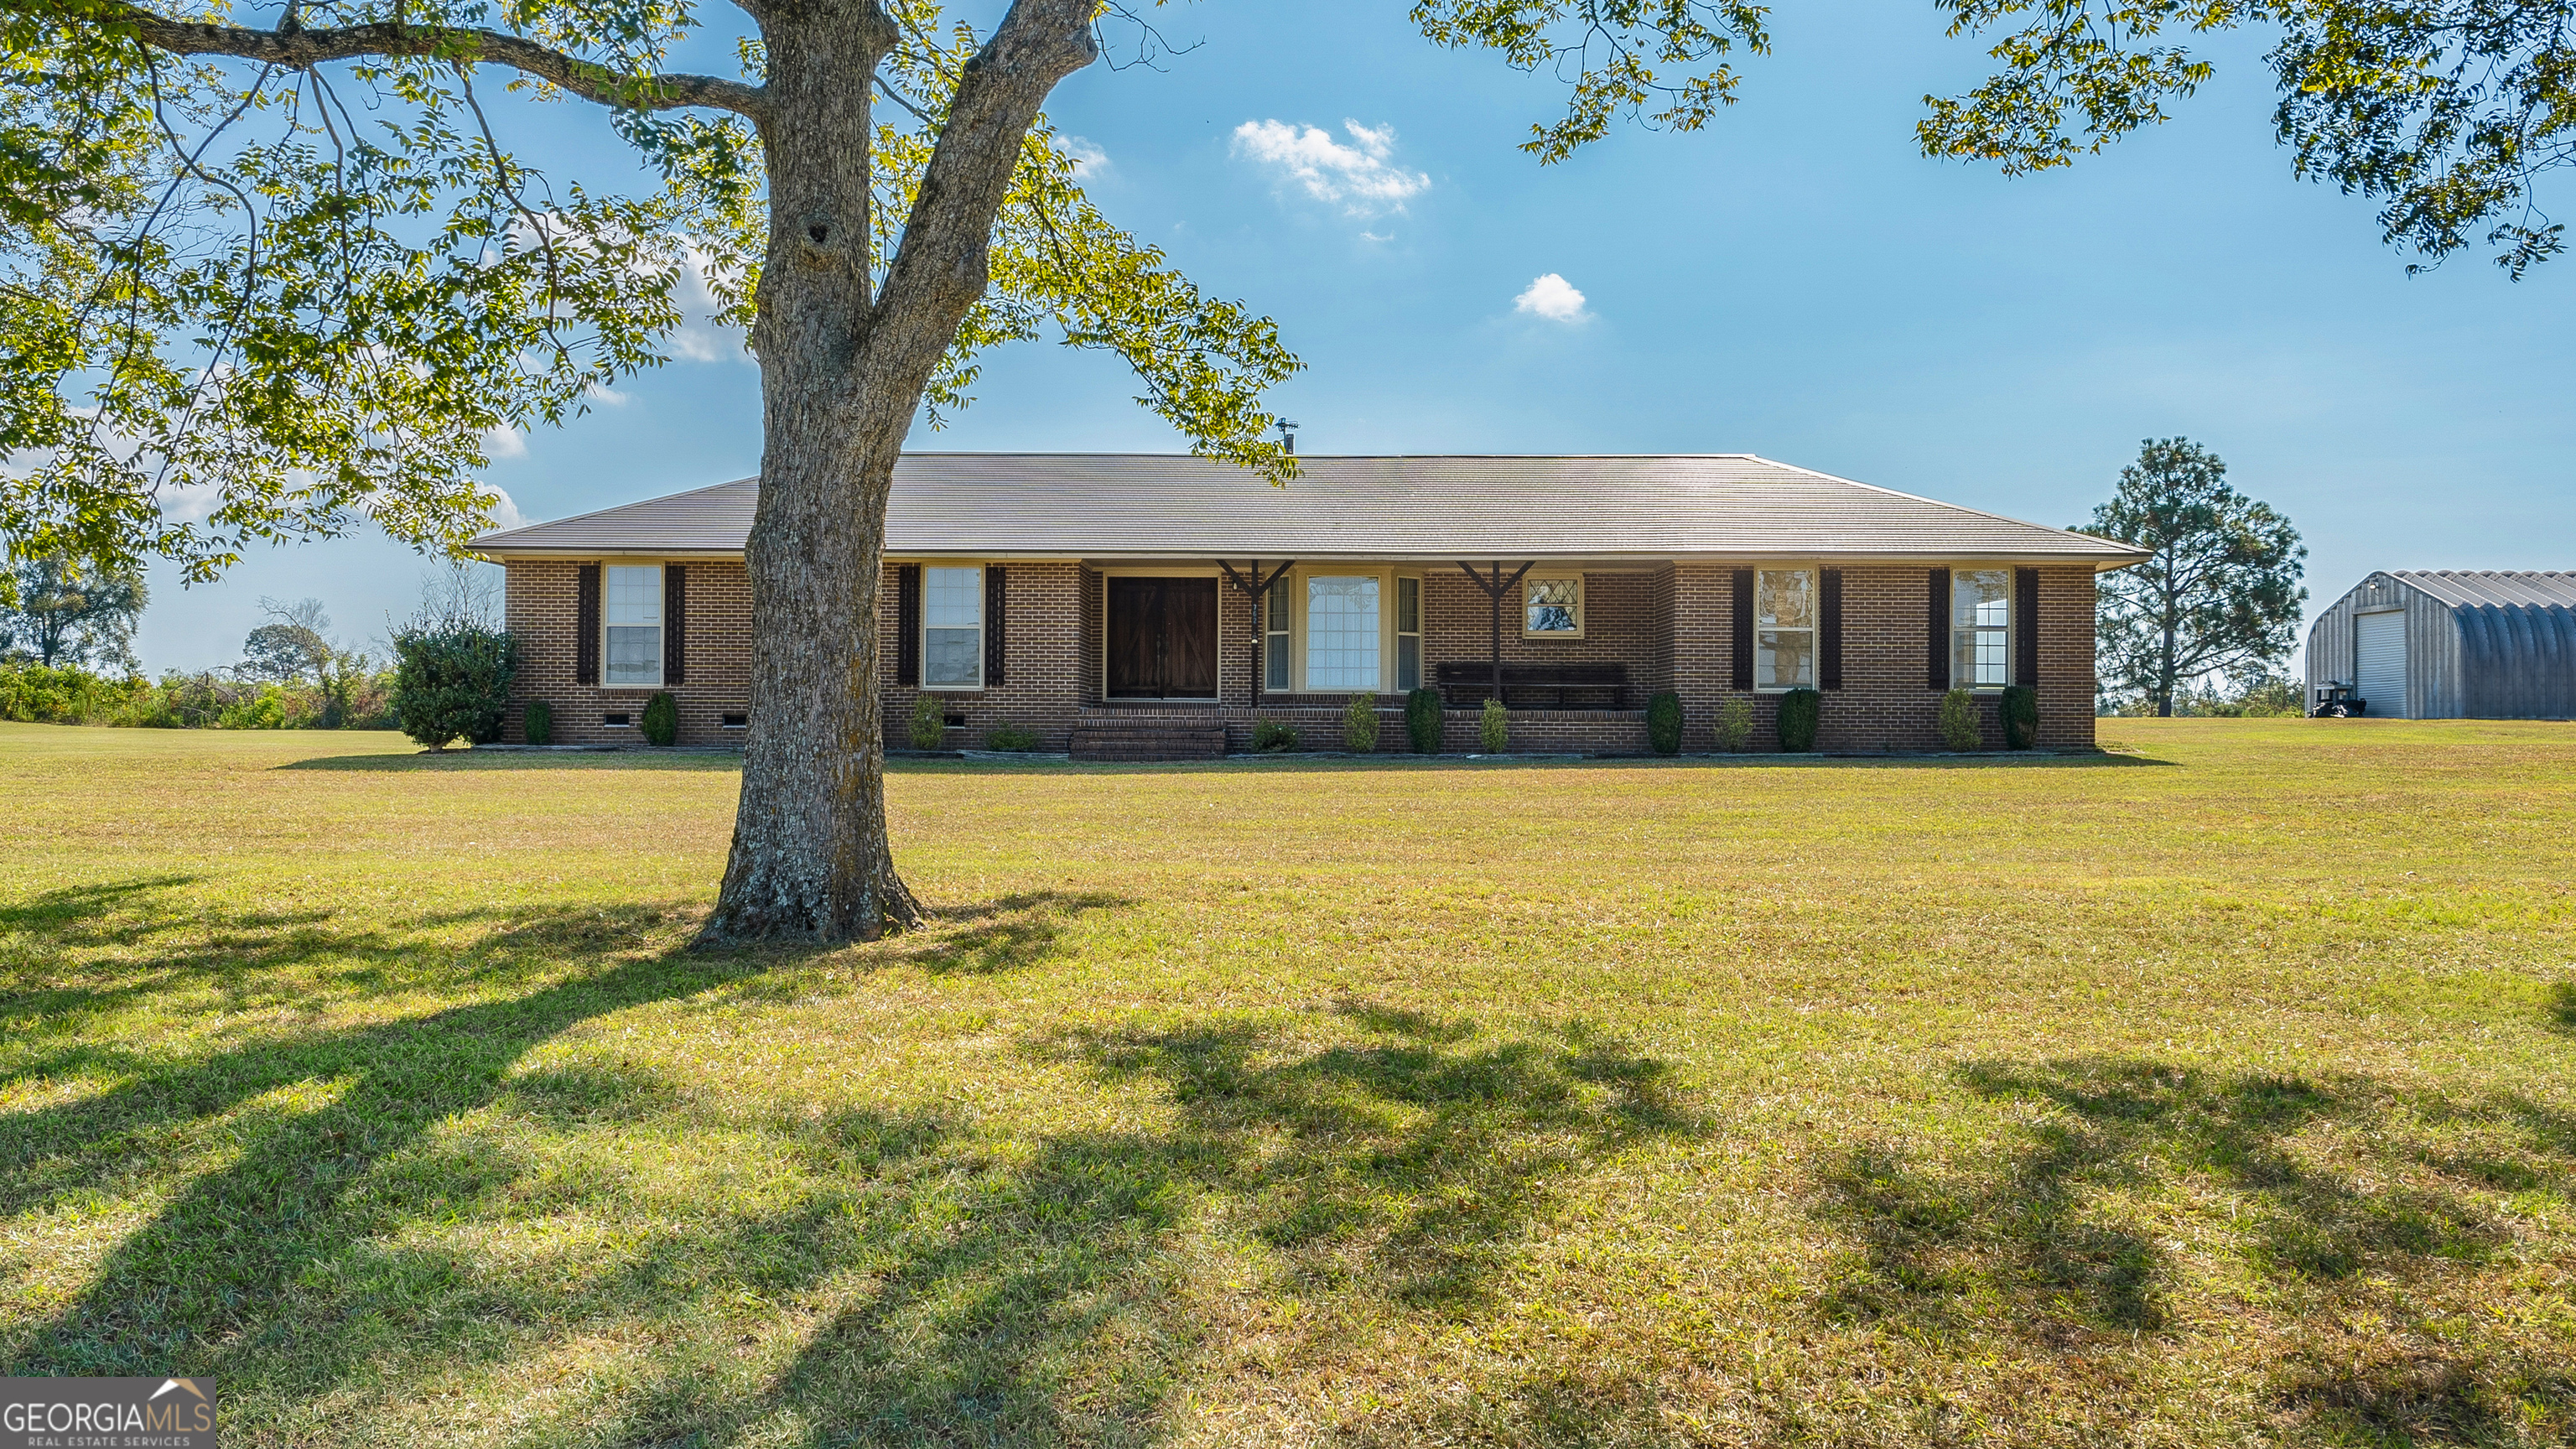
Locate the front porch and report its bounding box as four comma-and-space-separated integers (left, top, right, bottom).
1069, 701, 1652, 761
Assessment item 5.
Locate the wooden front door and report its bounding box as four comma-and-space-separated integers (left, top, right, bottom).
1106, 577, 1219, 699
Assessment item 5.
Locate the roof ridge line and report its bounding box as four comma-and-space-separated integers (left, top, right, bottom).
1742, 454, 2138, 554
474, 475, 756, 543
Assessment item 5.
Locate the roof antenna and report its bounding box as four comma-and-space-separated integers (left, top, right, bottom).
1275, 418, 1298, 456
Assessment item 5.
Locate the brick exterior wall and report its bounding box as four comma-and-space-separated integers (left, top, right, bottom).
502, 558, 756, 746
501, 558, 2101, 753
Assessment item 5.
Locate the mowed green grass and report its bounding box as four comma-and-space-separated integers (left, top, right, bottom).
2, 720, 2571, 1447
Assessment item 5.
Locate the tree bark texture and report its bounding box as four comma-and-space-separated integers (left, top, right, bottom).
699, 0, 1097, 945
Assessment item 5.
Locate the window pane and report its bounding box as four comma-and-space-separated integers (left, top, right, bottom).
1757, 569, 1812, 628
925, 626, 980, 686
1526, 578, 1579, 633
1265, 577, 1292, 689
1757, 628, 1814, 689
1396, 576, 1420, 635
1396, 635, 1421, 691
1306, 576, 1380, 689
924, 566, 982, 628
605, 564, 661, 626
606, 625, 660, 684
1265, 633, 1291, 690
1954, 569, 2008, 629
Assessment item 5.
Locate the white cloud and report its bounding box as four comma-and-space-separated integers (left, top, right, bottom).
1230, 119, 1430, 214
479, 486, 531, 531
1058, 135, 1109, 179
584, 384, 631, 408
1514, 273, 1590, 323
482, 425, 528, 460
1358, 230, 1394, 244
670, 242, 750, 364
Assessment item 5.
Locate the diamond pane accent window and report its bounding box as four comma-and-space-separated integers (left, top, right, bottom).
1754, 568, 1815, 690
1525, 578, 1581, 636
1305, 576, 1380, 689
1953, 569, 2010, 688
604, 564, 662, 686
923, 565, 984, 688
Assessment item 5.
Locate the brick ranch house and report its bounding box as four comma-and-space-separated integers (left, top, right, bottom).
469, 454, 2145, 758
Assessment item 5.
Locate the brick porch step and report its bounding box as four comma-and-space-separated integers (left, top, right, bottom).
1068, 722, 1229, 762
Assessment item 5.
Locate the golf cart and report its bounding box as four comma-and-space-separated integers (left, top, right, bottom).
2311, 682, 2368, 718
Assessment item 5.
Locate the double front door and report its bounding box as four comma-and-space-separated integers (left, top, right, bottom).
1106, 576, 1218, 699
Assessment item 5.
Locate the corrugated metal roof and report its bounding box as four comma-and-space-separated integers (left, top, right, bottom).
469, 453, 2147, 564
2388, 570, 2576, 610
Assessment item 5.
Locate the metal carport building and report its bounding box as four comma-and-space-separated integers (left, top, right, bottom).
2305, 571, 2576, 719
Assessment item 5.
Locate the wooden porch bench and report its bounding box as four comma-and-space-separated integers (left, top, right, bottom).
1435, 662, 1630, 709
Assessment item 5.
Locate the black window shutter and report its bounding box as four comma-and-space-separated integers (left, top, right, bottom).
984, 564, 1005, 686
2014, 566, 2040, 688
1820, 568, 1843, 690
895, 564, 920, 687
575, 563, 600, 686
1927, 567, 1951, 689
1730, 568, 1754, 692
663, 564, 687, 686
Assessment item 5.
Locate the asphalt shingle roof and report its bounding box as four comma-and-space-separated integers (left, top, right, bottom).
469, 454, 2147, 565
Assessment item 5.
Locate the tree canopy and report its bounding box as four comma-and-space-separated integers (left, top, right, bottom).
2, 1, 2567, 589
2080, 437, 2308, 718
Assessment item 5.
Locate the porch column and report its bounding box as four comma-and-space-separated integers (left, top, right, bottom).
1457, 561, 1535, 707
1216, 560, 1294, 707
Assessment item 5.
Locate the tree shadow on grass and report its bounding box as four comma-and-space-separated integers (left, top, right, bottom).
1810, 1057, 2576, 1441
536, 1003, 1705, 1447
0, 888, 778, 1377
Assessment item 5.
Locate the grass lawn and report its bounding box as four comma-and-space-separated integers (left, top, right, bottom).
1, 719, 2571, 1447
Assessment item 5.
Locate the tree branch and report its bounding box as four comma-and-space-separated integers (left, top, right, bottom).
102, 3, 770, 121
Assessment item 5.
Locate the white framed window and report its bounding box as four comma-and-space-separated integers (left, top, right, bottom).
1305, 575, 1380, 690
1395, 576, 1423, 691
1524, 576, 1583, 638
1755, 568, 1815, 691
1265, 575, 1293, 690
1953, 569, 2010, 688
922, 564, 984, 689
604, 564, 663, 687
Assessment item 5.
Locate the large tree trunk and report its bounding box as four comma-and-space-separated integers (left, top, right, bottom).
698, 0, 1096, 947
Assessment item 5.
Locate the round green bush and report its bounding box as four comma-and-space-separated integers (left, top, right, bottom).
1939, 687, 1981, 751
641, 691, 679, 746
1252, 717, 1299, 752
1646, 690, 1682, 755
908, 693, 947, 750
2001, 684, 2038, 750
1343, 692, 1379, 752
1777, 687, 1820, 752
391, 625, 518, 750
1478, 698, 1509, 754
523, 700, 553, 745
1405, 687, 1443, 754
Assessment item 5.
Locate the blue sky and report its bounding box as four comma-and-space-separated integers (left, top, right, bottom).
134, 0, 2576, 675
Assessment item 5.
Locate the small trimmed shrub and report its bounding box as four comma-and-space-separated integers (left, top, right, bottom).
908, 693, 947, 750
1405, 687, 1443, 754
2001, 684, 2038, 750
524, 700, 553, 745
1253, 717, 1299, 752
1715, 696, 1753, 753
1777, 687, 1820, 752
391, 625, 517, 750
1343, 693, 1379, 753
1478, 698, 1509, 754
1939, 688, 1981, 751
983, 723, 1040, 751
641, 691, 679, 746
1646, 690, 1682, 756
